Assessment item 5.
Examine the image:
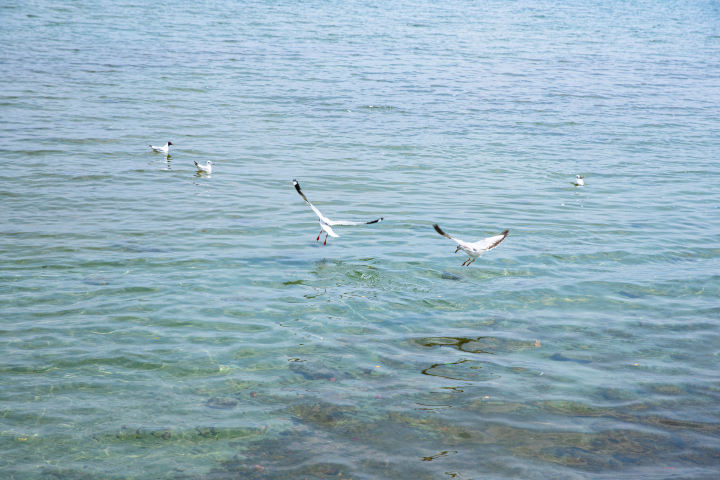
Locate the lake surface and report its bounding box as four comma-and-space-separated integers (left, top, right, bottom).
1, 0, 720, 478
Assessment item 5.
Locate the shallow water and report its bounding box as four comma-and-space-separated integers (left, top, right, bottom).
1, 0, 720, 478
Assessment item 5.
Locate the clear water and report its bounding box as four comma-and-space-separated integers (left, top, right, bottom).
1, 0, 719, 478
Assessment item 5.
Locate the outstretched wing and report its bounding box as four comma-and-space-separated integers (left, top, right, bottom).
475, 230, 509, 251
327, 217, 383, 226
433, 224, 464, 245
321, 222, 339, 238
293, 179, 329, 223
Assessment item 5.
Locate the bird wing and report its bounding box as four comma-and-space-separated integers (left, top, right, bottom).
293, 180, 331, 223
473, 230, 509, 251
194, 161, 208, 171
327, 217, 383, 226
433, 224, 466, 246
321, 222, 340, 237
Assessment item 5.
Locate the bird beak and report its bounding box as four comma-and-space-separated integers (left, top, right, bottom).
455, 246, 460, 253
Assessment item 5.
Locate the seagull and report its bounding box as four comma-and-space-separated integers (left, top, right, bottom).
194, 161, 213, 173
293, 179, 383, 245
433, 224, 509, 266
572, 175, 585, 186
148, 142, 173, 153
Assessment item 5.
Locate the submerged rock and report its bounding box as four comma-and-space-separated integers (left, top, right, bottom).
441, 271, 463, 281
206, 397, 238, 409
618, 290, 643, 299
289, 360, 338, 381
549, 353, 592, 364
82, 275, 113, 286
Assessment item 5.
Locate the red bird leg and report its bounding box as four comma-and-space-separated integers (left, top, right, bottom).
324, 234, 328, 245
317, 229, 323, 241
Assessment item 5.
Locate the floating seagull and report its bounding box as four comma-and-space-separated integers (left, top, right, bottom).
293, 179, 383, 245
572, 175, 585, 186
148, 142, 173, 153
194, 161, 213, 173
433, 224, 509, 266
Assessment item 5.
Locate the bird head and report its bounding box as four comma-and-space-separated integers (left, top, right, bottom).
209, 161, 214, 165
168, 142, 174, 146
455, 246, 461, 253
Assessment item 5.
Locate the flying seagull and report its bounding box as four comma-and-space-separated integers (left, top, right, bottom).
293, 179, 383, 245
194, 161, 213, 173
148, 142, 173, 153
433, 224, 509, 266
572, 175, 584, 186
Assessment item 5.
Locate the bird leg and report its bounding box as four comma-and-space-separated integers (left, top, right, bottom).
462, 256, 472, 266
467, 257, 476, 266
317, 229, 323, 241
324, 234, 328, 246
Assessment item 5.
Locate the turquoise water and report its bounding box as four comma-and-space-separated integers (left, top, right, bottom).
2, 0, 720, 478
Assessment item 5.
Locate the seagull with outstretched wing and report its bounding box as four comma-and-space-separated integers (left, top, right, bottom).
293, 179, 383, 245
433, 224, 509, 266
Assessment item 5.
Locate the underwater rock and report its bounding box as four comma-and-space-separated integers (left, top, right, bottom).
82, 275, 112, 286
417, 336, 536, 354
196, 426, 218, 438
643, 383, 684, 395
595, 386, 638, 401
223, 296, 252, 302
540, 400, 603, 416
441, 272, 463, 281
286, 403, 355, 427
618, 290, 643, 299
549, 353, 592, 364
112, 242, 169, 253
289, 361, 338, 381
152, 429, 172, 440
206, 397, 239, 409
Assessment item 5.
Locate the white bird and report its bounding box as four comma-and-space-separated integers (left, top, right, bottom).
433, 224, 509, 266
194, 161, 213, 173
573, 175, 585, 186
293, 179, 383, 245
148, 142, 173, 153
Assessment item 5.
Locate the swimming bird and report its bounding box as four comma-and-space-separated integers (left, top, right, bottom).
293, 179, 383, 245
573, 175, 585, 186
433, 224, 509, 266
194, 161, 213, 173
148, 142, 173, 153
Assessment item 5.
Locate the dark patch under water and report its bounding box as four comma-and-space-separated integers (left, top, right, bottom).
618, 290, 643, 299
288, 360, 339, 381
549, 353, 592, 364
441, 271, 464, 281
195, 398, 720, 480
82, 275, 112, 285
